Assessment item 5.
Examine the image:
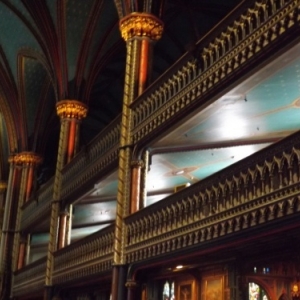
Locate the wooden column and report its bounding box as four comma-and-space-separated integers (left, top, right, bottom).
140, 150, 149, 209
57, 210, 68, 249
65, 204, 73, 245
11, 153, 42, 272
126, 280, 138, 300
112, 13, 163, 300
17, 236, 26, 270
0, 156, 21, 298
0, 181, 7, 235
130, 160, 143, 214
45, 100, 87, 298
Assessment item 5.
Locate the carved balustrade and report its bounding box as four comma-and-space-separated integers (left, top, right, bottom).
12, 256, 47, 297
131, 0, 298, 144
60, 117, 121, 202
21, 177, 54, 230
52, 224, 114, 285
125, 131, 300, 263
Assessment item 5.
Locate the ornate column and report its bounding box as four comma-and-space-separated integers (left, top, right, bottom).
17, 236, 26, 270
140, 150, 149, 210
0, 181, 7, 234
126, 280, 138, 300
45, 100, 87, 296
57, 209, 68, 249
130, 160, 143, 214
25, 233, 31, 265
11, 152, 42, 272
112, 12, 163, 300
0, 155, 22, 298
64, 204, 73, 245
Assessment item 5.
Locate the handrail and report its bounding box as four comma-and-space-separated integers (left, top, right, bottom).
21, 177, 54, 230
60, 116, 121, 201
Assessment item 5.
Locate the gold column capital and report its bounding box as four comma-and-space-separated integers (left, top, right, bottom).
125, 280, 138, 289
56, 100, 88, 120
119, 13, 163, 41
8, 152, 43, 165
0, 181, 7, 193
131, 160, 144, 168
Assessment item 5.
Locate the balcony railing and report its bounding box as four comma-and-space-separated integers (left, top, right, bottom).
21, 177, 54, 230
131, 0, 298, 144
12, 256, 47, 297
125, 131, 300, 263
52, 224, 115, 285
60, 116, 121, 202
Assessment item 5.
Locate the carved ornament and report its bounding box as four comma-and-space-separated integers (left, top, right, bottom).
56, 100, 88, 120
9, 152, 42, 165
120, 13, 163, 41
0, 181, 7, 192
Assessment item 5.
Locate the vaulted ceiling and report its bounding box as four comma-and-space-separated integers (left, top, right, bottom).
0, 0, 244, 180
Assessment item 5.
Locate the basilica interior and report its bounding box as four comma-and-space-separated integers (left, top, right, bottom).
0, 0, 299, 299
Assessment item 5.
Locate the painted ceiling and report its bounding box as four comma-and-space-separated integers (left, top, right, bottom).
3, 0, 298, 258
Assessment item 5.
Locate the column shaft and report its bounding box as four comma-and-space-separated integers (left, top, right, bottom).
130, 161, 143, 214
44, 100, 87, 297
112, 12, 163, 300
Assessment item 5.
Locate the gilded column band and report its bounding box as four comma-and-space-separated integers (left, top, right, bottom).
0, 156, 21, 298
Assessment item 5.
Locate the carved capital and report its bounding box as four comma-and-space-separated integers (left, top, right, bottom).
131, 160, 144, 168
120, 13, 163, 41
56, 100, 88, 120
125, 279, 138, 289
9, 152, 43, 165
0, 181, 7, 193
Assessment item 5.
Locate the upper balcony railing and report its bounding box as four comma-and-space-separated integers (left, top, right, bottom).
21, 177, 54, 230
60, 116, 121, 202
20, 117, 120, 230
125, 130, 300, 263
131, 0, 298, 144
